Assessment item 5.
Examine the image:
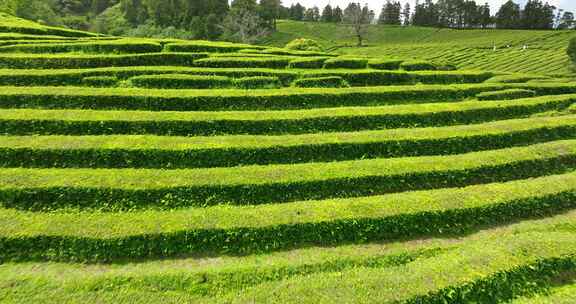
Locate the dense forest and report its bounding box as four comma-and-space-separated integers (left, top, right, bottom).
0, 0, 574, 41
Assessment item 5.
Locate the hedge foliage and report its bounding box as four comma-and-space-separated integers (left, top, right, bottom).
368, 59, 404, 70
486, 74, 551, 84
0, 140, 575, 210
292, 76, 350, 88
164, 41, 266, 53
0, 66, 299, 87
1, 116, 575, 169
1, 83, 575, 111
0, 94, 572, 136
193, 57, 292, 69
401, 60, 438, 71
233, 76, 281, 89
129, 74, 233, 89
0, 40, 163, 54
0, 53, 209, 69
288, 57, 330, 69
285, 38, 324, 52
81, 76, 118, 88
323, 57, 368, 69
477, 89, 537, 101
1, 172, 575, 260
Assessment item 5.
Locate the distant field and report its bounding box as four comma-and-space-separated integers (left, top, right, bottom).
266, 20, 576, 76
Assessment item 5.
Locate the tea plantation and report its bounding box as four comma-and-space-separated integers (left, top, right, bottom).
268, 20, 576, 76
1, 12, 576, 303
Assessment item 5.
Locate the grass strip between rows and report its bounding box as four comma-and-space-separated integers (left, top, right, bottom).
1, 83, 575, 111
0, 115, 575, 168
1, 172, 576, 261
0, 140, 576, 210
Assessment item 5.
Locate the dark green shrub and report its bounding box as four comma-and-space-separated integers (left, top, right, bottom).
285, 38, 323, 52
234, 76, 281, 89
193, 57, 291, 69
303, 71, 414, 86
293, 76, 350, 88
323, 57, 368, 69
477, 89, 537, 101
129, 74, 233, 89
368, 59, 404, 70
288, 57, 330, 69
401, 61, 438, 71
82, 76, 118, 87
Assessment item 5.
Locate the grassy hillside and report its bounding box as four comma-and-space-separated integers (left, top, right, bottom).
1, 14, 576, 303
266, 20, 576, 76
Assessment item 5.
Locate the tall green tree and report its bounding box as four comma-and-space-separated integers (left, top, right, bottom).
495, 0, 521, 29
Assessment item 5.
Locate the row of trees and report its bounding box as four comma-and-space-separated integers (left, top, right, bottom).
292, 0, 574, 30
2, 0, 575, 43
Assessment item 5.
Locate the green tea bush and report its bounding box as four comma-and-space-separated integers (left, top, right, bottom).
368, 59, 404, 70
0, 53, 208, 69
323, 57, 368, 69
260, 48, 330, 57
293, 76, 350, 88
233, 76, 281, 89
81, 76, 118, 87
401, 60, 438, 71
285, 38, 323, 52
0, 40, 163, 54
477, 89, 537, 101
165, 41, 266, 53
193, 57, 291, 69
288, 57, 330, 69
128, 74, 233, 89
486, 74, 551, 83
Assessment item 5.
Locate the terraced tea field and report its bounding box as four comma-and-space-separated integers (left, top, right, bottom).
1, 13, 576, 303
268, 20, 576, 76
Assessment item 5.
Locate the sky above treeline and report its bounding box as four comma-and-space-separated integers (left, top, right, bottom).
279, 0, 576, 13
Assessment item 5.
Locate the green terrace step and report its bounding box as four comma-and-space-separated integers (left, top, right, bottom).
0, 66, 300, 86
0, 53, 209, 69
1, 214, 575, 302
0, 40, 164, 54
1, 115, 575, 169
1, 172, 576, 261
0, 67, 495, 87
0, 95, 573, 136
1, 140, 576, 210
2, 83, 576, 111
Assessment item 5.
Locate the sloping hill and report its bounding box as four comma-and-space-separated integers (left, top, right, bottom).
266, 20, 576, 76
1, 14, 576, 303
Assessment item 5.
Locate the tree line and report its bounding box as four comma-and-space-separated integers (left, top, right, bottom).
293, 0, 574, 30
1, 0, 574, 42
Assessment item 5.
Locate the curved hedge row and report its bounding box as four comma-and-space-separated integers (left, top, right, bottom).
1, 116, 575, 169
0, 94, 571, 136
477, 89, 537, 101
1, 172, 575, 261
164, 41, 266, 53
0, 53, 209, 69
0, 67, 494, 88
193, 57, 292, 69
0, 40, 163, 54
0, 66, 299, 87
0, 140, 575, 210
1, 83, 575, 111
292, 76, 350, 88
129, 74, 233, 89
